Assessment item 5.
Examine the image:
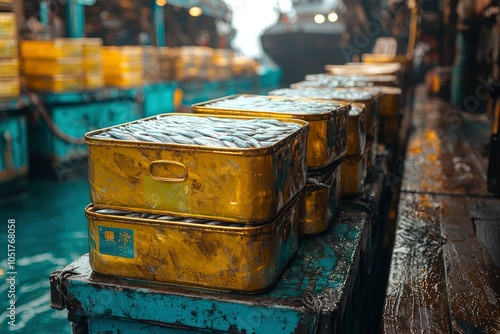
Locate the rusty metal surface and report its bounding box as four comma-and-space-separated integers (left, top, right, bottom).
299, 161, 341, 235
341, 154, 367, 199
85, 114, 308, 223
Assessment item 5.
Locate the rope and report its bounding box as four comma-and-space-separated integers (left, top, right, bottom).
29, 93, 85, 145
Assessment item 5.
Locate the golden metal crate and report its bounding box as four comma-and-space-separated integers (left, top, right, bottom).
86, 195, 299, 293
0, 13, 16, 37
25, 75, 84, 92
101, 46, 143, 63
83, 57, 103, 73
347, 103, 367, 157
268, 87, 379, 136
0, 59, 18, 77
370, 86, 402, 117
85, 72, 104, 89
341, 153, 367, 198
20, 39, 83, 58
81, 38, 103, 57
192, 94, 350, 169
379, 116, 400, 147
104, 72, 142, 88
0, 77, 19, 99
85, 113, 308, 223
21, 58, 84, 76
0, 38, 16, 58
299, 161, 341, 235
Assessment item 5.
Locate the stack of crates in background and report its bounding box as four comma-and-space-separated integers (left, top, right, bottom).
324, 62, 407, 150
157, 47, 173, 81
172, 46, 212, 81
211, 48, 232, 81
82, 38, 104, 89
83, 113, 309, 292
0, 3, 28, 198
142, 46, 160, 83
102, 46, 143, 88
0, 12, 19, 99
191, 95, 350, 235
268, 86, 380, 198
20, 38, 85, 92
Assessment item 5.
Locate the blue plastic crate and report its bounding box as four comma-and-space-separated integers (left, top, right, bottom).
29, 100, 141, 162
0, 115, 28, 183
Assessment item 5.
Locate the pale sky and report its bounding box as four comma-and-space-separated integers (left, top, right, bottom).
225, 0, 293, 59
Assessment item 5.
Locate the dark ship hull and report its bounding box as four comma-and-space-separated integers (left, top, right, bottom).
261, 29, 346, 86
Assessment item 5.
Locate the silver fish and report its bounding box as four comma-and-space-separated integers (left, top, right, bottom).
222, 140, 239, 148
96, 209, 132, 215
171, 135, 194, 144
193, 137, 225, 147
108, 130, 137, 141
253, 134, 276, 141
193, 128, 220, 138
233, 133, 262, 148
125, 213, 142, 217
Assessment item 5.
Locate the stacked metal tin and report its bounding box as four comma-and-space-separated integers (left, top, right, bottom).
268, 86, 380, 198
192, 94, 350, 235
20, 38, 86, 92
101, 46, 143, 88
84, 113, 309, 292
82, 38, 104, 89
0, 12, 19, 99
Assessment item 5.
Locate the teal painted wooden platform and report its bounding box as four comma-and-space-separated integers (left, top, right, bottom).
50, 153, 391, 334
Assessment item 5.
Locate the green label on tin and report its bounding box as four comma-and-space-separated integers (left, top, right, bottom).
98, 226, 134, 258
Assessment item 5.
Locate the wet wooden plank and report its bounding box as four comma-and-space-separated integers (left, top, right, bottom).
439, 196, 500, 333
401, 89, 491, 196
382, 192, 450, 334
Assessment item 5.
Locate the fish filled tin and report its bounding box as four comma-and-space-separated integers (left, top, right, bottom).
85, 113, 308, 223
325, 62, 403, 76
291, 78, 401, 117
347, 103, 367, 157
191, 94, 350, 169
290, 79, 375, 89
366, 124, 379, 171
341, 152, 367, 198
305, 73, 399, 87
368, 86, 402, 117
268, 87, 379, 135
379, 116, 400, 147
299, 161, 341, 235
86, 194, 300, 293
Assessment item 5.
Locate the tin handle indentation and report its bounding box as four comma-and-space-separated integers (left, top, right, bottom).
149, 160, 188, 182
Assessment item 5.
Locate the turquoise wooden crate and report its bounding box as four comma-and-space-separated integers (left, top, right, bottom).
143, 82, 179, 117
29, 100, 140, 162
0, 115, 28, 182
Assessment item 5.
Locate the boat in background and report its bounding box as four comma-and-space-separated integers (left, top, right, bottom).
260, 0, 347, 86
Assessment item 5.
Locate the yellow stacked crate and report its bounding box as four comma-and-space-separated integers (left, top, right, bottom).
82, 38, 104, 89
0, 12, 19, 99
102, 46, 143, 88
157, 47, 174, 80
21, 38, 85, 92
142, 46, 160, 84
